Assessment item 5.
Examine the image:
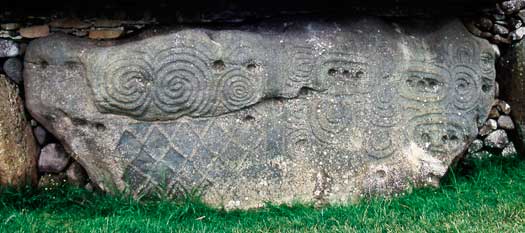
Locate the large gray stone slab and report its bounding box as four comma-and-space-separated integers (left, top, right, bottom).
24, 18, 496, 209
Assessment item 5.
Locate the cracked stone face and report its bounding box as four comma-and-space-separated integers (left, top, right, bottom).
24, 17, 496, 209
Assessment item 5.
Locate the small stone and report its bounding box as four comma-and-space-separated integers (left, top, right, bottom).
481, 31, 493, 38
496, 3, 506, 15
493, 14, 506, 21
38, 173, 66, 189
50, 18, 91, 29
468, 139, 484, 153
478, 17, 493, 31
498, 115, 515, 130
509, 17, 523, 29
495, 82, 500, 98
33, 126, 48, 145
93, 19, 122, 28
495, 20, 509, 26
88, 27, 124, 40
510, 27, 525, 40
480, 119, 498, 137
3, 57, 22, 84
0, 39, 19, 57
19, 25, 49, 38
489, 107, 501, 119
487, 119, 498, 130
84, 182, 94, 192
492, 34, 512, 44
484, 129, 510, 149
66, 161, 88, 186
72, 30, 88, 37
38, 143, 70, 173
518, 10, 525, 23
501, 0, 525, 15
1, 23, 20, 31
496, 100, 512, 114
493, 24, 510, 35
502, 142, 518, 157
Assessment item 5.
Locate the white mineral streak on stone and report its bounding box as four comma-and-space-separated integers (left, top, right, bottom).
404, 142, 448, 180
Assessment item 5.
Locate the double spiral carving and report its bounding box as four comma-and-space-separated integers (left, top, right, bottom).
154, 48, 215, 116
220, 68, 258, 111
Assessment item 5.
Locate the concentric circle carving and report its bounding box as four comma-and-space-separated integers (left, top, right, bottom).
219, 68, 258, 111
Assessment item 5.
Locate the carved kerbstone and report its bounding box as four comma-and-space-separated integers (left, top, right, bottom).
24, 18, 496, 209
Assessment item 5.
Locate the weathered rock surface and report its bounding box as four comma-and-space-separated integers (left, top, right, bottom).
500, 39, 525, 153
24, 18, 497, 208
0, 76, 38, 187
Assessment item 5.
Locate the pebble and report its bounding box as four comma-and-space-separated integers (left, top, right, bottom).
50, 18, 91, 29
3, 57, 22, 84
0, 39, 19, 57
501, 0, 525, 15
479, 124, 494, 137
502, 142, 518, 157
488, 107, 500, 119
38, 143, 70, 173
493, 24, 510, 35
495, 82, 500, 98
498, 115, 515, 130
496, 100, 512, 115
72, 30, 88, 37
88, 27, 124, 39
509, 17, 523, 29
484, 129, 510, 149
1, 23, 20, 31
478, 17, 493, 31
84, 182, 94, 192
492, 34, 512, 44
487, 119, 498, 130
511, 27, 525, 40
468, 139, 484, 153
19, 25, 50, 38
93, 19, 122, 28
33, 126, 48, 145
481, 31, 493, 38
66, 161, 88, 186
518, 10, 525, 23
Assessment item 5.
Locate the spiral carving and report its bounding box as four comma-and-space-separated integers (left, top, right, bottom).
153, 47, 215, 116
103, 56, 154, 116
220, 68, 258, 111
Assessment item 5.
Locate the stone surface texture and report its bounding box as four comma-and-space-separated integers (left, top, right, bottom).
500, 38, 525, 153
0, 76, 38, 187
24, 18, 497, 209
38, 143, 70, 173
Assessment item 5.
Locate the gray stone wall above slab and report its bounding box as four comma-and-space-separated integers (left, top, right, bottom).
23, 17, 497, 209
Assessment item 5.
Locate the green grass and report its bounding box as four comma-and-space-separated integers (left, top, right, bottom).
1, 156, 525, 233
